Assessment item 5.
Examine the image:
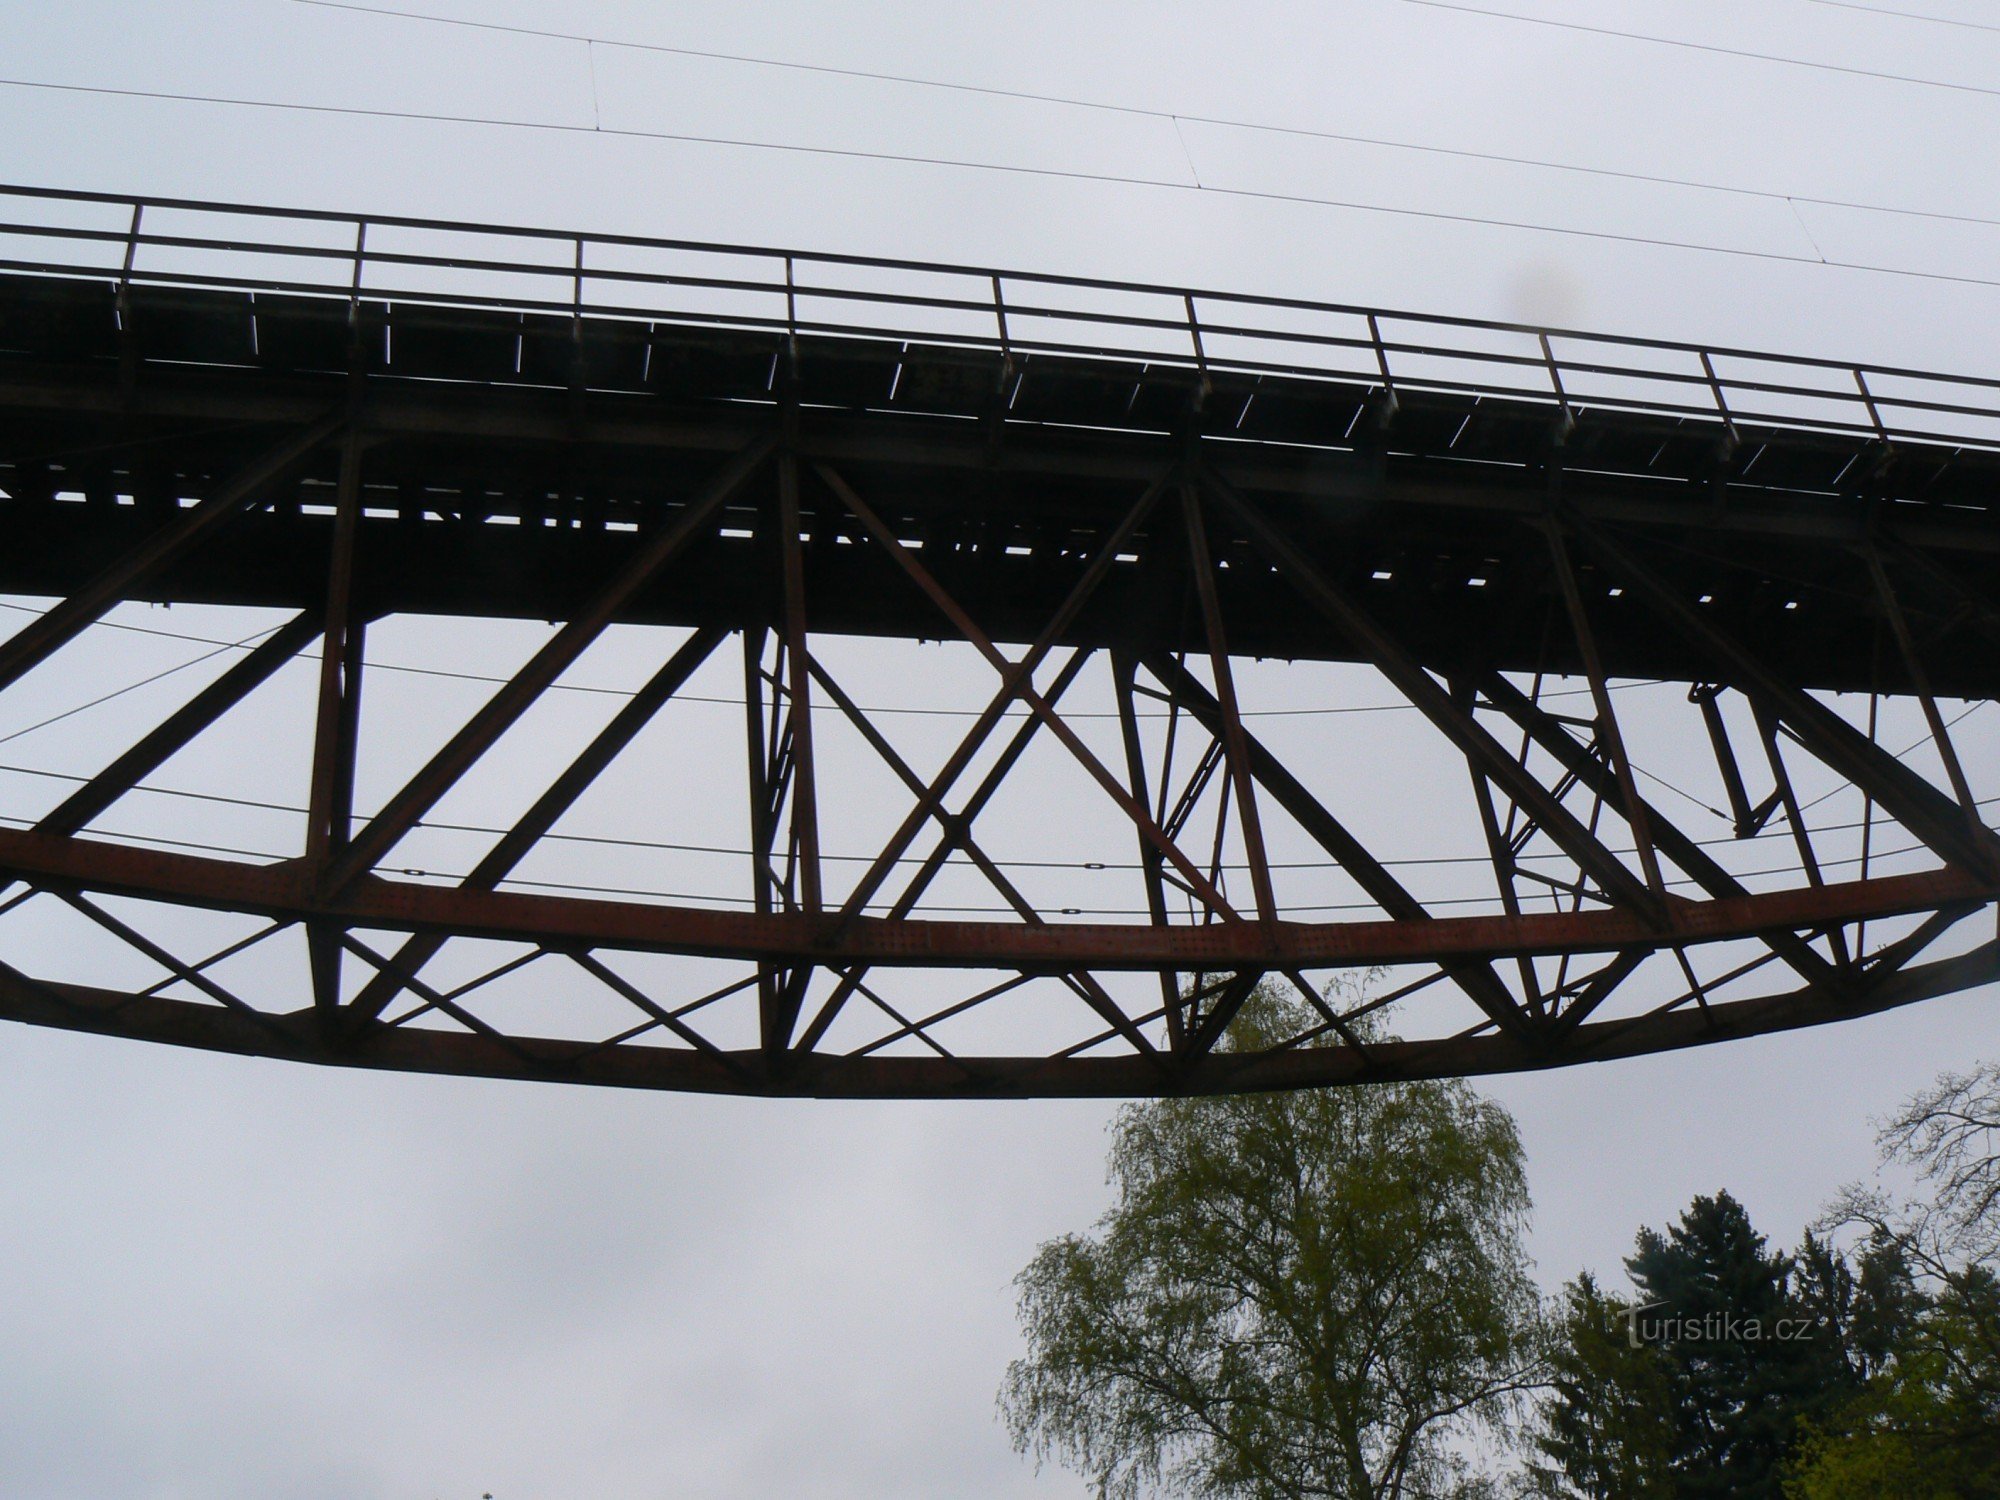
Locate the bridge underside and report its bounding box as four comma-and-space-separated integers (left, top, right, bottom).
1, 273, 1997, 1096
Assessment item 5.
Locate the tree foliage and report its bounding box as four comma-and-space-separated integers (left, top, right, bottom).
1624, 1192, 1846, 1498
1001, 987, 1542, 1499
1527, 1193, 1886, 1499
1785, 1059, 2000, 1498
1523, 1272, 1675, 1499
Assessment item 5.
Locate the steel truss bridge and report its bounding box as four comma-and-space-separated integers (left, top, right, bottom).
0, 184, 1996, 1097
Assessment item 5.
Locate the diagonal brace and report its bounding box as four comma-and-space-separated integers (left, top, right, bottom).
1145, 651, 1534, 1040
320, 438, 772, 895
1575, 516, 2000, 882
1197, 464, 1665, 924
340, 624, 730, 1028
0, 412, 344, 695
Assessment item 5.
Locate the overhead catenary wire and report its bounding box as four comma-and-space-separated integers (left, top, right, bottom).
14, 74, 2000, 294
1402, 0, 2000, 99
0, 618, 286, 747
482, 829, 1956, 914
1811, 0, 2000, 32
1, 753, 1987, 878
285, 0, 2000, 236
1, 602, 1986, 857
0, 598, 1629, 721
0, 806, 1963, 918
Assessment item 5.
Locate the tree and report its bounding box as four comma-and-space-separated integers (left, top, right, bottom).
1826, 1058, 2000, 1310
1527, 1193, 1844, 1499
1000, 986, 1543, 1499
1790, 1231, 1920, 1391
1783, 1270, 2000, 1499
1523, 1272, 1676, 1498
1621, 1192, 1837, 1499
1785, 1060, 2000, 1497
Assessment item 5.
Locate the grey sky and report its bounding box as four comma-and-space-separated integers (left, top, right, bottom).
2, 2, 1998, 1496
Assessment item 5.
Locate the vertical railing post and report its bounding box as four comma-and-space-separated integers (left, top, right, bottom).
1854, 367, 1893, 448
1539, 331, 1575, 443
1367, 312, 1398, 423
783, 253, 799, 365
991, 274, 1016, 401
568, 235, 590, 400
117, 201, 144, 319
1699, 350, 1739, 454
991, 275, 1011, 355
1184, 293, 1210, 409
348, 219, 367, 330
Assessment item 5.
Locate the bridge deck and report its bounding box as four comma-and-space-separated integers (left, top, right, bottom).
3, 272, 1998, 697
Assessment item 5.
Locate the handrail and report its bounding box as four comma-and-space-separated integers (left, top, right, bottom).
3, 181, 1998, 454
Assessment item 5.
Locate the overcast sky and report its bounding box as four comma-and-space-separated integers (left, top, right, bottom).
3, 2, 1999, 1496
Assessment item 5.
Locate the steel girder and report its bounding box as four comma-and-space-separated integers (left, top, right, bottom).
0, 275, 1997, 1098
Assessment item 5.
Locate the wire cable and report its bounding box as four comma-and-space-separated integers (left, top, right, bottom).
0, 619, 286, 747
2, 757, 1986, 875
1811, 0, 2000, 32
0, 806, 1955, 918
0, 599, 1624, 720
13, 74, 2000, 293
1402, 0, 2000, 99
291, 0, 2000, 236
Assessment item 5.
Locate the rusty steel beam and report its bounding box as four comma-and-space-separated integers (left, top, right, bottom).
775, 450, 823, 914
2, 935, 1992, 1099
341, 624, 728, 1028
1454, 678, 1549, 1019
1182, 969, 1265, 1060
568, 951, 756, 1082
306, 430, 366, 1017
305, 430, 366, 875
1196, 465, 1666, 923
1140, 651, 1534, 1040
1180, 484, 1277, 924
1876, 537, 2000, 651
0, 825, 1984, 971
5, 254, 2000, 1100
35, 611, 321, 837
743, 625, 812, 1059
810, 464, 1225, 923
1862, 545, 1980, 822
319, 436, 773, 895
800, 651, 1159, 1062
1691, 685, 1781, 839
9, 353, 2000, 572
789, 648, 1100, 1051
1470, 671, 1853, 999
1111, 652, 1188, 1049
821, 464, 1243, 925
1544, 517, 1666, 896
1574, 516, 2000, 881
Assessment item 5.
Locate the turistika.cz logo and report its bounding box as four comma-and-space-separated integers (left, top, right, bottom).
1612, 1301, 1826, 1348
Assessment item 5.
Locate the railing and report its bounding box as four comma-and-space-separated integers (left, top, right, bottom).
4, 182, 2000, 452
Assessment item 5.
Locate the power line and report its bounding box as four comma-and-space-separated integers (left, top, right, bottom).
1796, 698, 1988, 812
15, 73, 2000, 293
1403, 0, 2000, 99
0, 620, 284, 747
289, 0, 1184, 120
0, 600, 1618, 721
4, 594, 1982, 883
0, 804, 1955, 918
3, 753, 1984, 876
1811, 0, 2000, 35
292, 0, 2000, 236
0, 811, 285, 866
